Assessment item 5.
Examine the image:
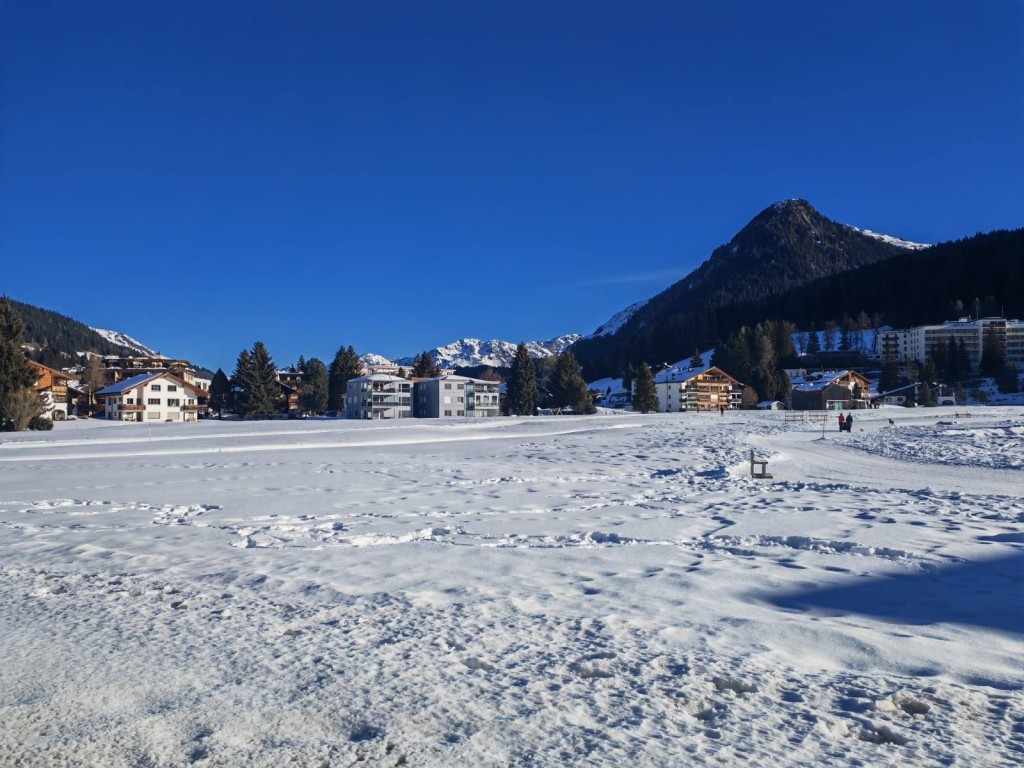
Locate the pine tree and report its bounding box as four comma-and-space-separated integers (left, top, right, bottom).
232, 343, 278, 418
249, 342, 279, 418
0, 297, 42, 431
631, 363, 658, 414
301, 358, 329, 413
806, 324, 821, 355
209, 368, 231, 416
506, 342, 538, 416
412, 351, 441, 378
328, 346, 363, 412
231, 349, 253, 414
688, 348, 704, 369
547, 350, 594, 414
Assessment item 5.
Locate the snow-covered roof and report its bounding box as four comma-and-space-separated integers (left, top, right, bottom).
654, 363, 714, 384
95, 373, 164, 395
349, 374, 408, 383
789, 370, 866, 392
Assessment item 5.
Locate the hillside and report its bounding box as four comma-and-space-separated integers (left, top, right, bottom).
6, 298, 155, 368
571, 199, 934, 379
574, 218, 1022, 381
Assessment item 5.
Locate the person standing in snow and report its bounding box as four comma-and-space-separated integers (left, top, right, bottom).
838, 412, 845, 431
845, 413, 854, 432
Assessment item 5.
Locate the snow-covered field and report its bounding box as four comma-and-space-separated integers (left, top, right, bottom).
1, 408, 1022, 766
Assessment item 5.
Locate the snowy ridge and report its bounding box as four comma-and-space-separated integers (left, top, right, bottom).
359, 353, 395, 368
845, 224, 930, 250
90, 328, 160, 357
586, 300, 647, 339
395, 335, 581, 369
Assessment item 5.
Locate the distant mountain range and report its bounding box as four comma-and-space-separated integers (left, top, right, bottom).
570, 199, 1021, 380
393, 335, 581, 369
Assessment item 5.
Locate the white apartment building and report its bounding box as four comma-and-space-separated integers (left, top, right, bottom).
652, 365, 743, 413
413, 376, 501, 418
875, 317, 1024, 370
345, 375, 413, 419
96, 372, 205, 422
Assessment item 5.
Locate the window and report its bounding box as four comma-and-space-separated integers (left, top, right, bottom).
444, 383, 452, 390
147, 398, 160, 405
167, 385, 177, 392
167, 399, 180, 407
125, 398, 134, 404
152, 385, 161, 391
444, 410, 452, 416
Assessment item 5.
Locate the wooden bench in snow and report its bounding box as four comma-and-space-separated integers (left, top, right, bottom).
955, 410, 971, 419
750, 450, 772, 479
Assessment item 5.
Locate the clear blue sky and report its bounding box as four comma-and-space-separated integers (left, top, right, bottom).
2, 2, 1021, 371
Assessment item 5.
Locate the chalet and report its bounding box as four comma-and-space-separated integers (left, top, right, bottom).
757, 400, 786, 411
100, 355, 209, 392
789, 370, 871, 411
653, 365, 743, 412
29, 361, 72, 420
95, 372, 206, 422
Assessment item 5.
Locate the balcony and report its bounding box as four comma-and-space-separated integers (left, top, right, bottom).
183, 404, 206, 412
119, 404, 145, 412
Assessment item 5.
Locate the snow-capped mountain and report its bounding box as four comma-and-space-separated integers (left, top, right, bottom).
587, 301, 648, 339
90, 328, 160, 357
360, 353, 395, 368
394, 335, 582, 369
843, 225, 930, 250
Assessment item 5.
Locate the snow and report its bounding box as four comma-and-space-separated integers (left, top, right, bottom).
395, 335, 582, 369
587, 301, 647, 339
2, 407, 1023, 765
90, 327, 160, 357
844, 225, 931, 251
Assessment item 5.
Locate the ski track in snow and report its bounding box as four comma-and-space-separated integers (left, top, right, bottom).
1, 409, 1023, 766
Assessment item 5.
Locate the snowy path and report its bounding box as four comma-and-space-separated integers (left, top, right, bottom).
1, 410, 1022, 766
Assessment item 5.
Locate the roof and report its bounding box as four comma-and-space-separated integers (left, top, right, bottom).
96, 373, 163, 395
348, 374, 409, 383
28, 360, 71, 381
96, 371, 202, 396
789, 370, 869, 393
654, 364, 740, 386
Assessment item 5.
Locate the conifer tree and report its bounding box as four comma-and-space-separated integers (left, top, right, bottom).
622, 362, 637, 396
879, 349, 901, 393
806, 324, 821, 355
328, 346, 362, 412
506, 342, 538, 416
0, 297, 42, 431
209, 368, 231, 416
232, 343, 278, 418
412, 351, 441, 378
301, 357, 329, 414
548, 350, 594, 414
231, 349, 253, 414
688, 348, 704, 369
631, 362, 658, 414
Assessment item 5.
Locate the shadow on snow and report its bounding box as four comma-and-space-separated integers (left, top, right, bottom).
765, 552, 1024, 636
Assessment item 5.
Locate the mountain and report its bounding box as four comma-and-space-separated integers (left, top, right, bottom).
8, 298, 161, 368
91, 328, 159, 357
394, 335, 582, 369
572, 199, 932, 379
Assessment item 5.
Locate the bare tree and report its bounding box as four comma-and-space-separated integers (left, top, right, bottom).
4, 388, 46, 430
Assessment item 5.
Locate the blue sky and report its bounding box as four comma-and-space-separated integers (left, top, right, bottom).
2, 2, 1022, 371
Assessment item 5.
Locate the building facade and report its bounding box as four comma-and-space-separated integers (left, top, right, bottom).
96, 372, 206, 422
346, 375, 413, 419
653, 365, 743, 413
875, 317, 1024, 371
413, 376, 501, 418
29, 361, 72, 419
